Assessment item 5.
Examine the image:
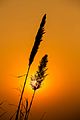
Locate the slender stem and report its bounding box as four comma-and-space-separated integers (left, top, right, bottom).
26, 90, 36, 120
15, 65, 30, 120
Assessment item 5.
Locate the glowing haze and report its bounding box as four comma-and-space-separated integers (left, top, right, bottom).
0, 0, 80, 120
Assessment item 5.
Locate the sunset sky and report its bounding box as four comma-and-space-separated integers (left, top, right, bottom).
0, 0, 80, 120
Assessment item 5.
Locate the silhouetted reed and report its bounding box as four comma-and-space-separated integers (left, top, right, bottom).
30, 54, 48, 91
29, 14, 46, 67
25, 55, 48, 120
15, 14, 46, 120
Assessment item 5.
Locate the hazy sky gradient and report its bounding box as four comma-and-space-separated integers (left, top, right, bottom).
0, 0, 80, 120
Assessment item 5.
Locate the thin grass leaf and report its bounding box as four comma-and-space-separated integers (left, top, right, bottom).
29, 14, 46, 66
9, 74, 26, 79
17, 74, 27, 78
8, 103, 17, 107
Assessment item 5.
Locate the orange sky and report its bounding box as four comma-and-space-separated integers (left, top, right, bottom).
0, 0, 80, 120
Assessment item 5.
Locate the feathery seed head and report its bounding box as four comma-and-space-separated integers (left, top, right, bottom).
30, 54, 48, 90
29, 14, 46, 67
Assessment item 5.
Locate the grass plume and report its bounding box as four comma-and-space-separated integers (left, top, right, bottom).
29, 14, 46, 67
30, 54, 48, 90
26, 54, 48, 120
15, 14, 46, 120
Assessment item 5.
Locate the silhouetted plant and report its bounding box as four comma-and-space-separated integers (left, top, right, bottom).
30, 54, 48, 91
29, 14, 46, 67
25, 55, 48, 120
15, 14, 46, 120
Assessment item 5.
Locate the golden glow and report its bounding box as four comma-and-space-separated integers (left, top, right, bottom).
0, 0, 80, 119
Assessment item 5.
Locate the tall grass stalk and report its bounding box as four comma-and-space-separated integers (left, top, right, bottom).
25, 54, 48, 120
15, 66, 30, 120
15, 14, 46, 120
